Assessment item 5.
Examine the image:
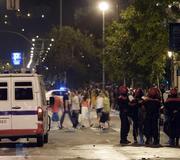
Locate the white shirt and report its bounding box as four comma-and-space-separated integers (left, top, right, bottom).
71, 95, 80, 110
96, 96, 104, 109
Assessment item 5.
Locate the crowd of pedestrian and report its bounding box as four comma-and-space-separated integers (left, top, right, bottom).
50, 88, 111, 130
49, 85, 180, 147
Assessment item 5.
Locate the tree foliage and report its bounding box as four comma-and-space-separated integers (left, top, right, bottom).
105, 0, 179, 87
44, 26, 101, 88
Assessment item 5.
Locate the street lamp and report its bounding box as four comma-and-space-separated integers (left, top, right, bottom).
98, 1, 109, 89
168, 51, 174, 88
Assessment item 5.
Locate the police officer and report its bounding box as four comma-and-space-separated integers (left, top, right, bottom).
143, 87, 161, 145
118, 86, 131, 144
164, 88, 180, 146
129, 88, 144, 144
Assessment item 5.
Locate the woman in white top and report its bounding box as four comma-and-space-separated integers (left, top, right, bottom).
81, 93, 92, 128
96, 91, 104, 127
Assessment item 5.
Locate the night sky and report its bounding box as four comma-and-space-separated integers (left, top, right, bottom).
0, 0, 86, 61
0, 0, 130, 61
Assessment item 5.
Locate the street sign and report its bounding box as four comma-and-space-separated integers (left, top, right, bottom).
6, 0, 20, 10
11, 52, 22, 66
169, 23, 180, 52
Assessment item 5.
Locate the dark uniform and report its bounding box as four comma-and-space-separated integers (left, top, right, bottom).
164, 88, 180, 146
143, 87, 161, 145
118, 86, 130, 144
129, 88, 144, 143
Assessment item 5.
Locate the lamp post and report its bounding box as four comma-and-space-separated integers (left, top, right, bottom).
60, 0, 62, 29
168, 51, 174, 88
99, 1, 109, 89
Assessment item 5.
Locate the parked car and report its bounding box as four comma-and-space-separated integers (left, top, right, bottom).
46, 87, 69, 102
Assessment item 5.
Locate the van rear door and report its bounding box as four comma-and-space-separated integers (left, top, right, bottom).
11, 77, 38, 130
0, 78, 11, 131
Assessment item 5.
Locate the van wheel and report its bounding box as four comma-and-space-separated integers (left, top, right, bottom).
37, 135, 44, 147
44, 133, 48, 143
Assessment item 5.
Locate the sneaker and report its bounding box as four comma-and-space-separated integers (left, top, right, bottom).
145, 139, 151, 145
101, 127, 106, 131
120, 140, 131, 144
139, 139, 144, 145
59, 125, 64, 129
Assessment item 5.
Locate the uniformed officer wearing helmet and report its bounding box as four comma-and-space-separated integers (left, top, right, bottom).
164, 88, 180, 146
118, 86, 131, 144
142, 87, 161, 145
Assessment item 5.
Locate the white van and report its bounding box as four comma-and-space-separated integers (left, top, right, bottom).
0, 73, 50, 147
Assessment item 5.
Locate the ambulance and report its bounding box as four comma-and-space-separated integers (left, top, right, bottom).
0, 73, 50, 147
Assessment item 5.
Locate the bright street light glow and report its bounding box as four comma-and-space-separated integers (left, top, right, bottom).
51, 38, 55, 42
4, 15, 8, 18
168, 51, 173, 58
27, 13, 31, 17
36, 35, 39, 38
168, 4, 172, 8
30, 50, 34, 54
98, 1, 109, 11
48, 48, 51, 50
21, 28, 25, 32
4, 21, 7, 24
41, 14, 45, 18
32, 38, 35, 42
32, 43, 35, 46
49, 43, 52, 46
31, 47, 34, 50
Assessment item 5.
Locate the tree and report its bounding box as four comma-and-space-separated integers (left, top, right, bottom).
43, 26, 101, 88
105, 0, 179, 87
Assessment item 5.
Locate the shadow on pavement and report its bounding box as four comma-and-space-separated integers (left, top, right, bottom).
0, 142, 37, 148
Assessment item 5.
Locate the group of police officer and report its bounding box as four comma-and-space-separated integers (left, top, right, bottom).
117, 86, 180, 146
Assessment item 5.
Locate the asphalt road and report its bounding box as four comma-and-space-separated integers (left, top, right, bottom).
0, 110, 180, 160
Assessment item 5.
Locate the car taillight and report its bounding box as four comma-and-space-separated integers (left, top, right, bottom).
37, 107, 43, 121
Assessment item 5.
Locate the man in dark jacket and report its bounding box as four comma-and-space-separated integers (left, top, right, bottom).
143, 87, 161, 145
118, 86, 131, 144
164, 88, 180, 146
129, 88, 144, 144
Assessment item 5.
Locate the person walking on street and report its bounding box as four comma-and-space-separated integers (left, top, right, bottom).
81, 92, 92, 128
60, 92, 73, 129
118, 86, 131, 144
95, 91, 104, 127
51, 94, 62, 129
100, 91, 111, 130
71, 90, 80, 128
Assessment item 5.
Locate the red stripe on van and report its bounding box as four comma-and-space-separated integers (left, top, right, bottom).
0, 129, 37, 135
0, 124, 44, 135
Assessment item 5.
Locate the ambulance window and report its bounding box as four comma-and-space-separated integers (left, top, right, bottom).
15, 82, 33, 100
0, 82, 7, 100
15, 82, 32, 86
0, 82, 7, 87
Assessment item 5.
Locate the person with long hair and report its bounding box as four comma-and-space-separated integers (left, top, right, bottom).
81, 92, 92, 128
